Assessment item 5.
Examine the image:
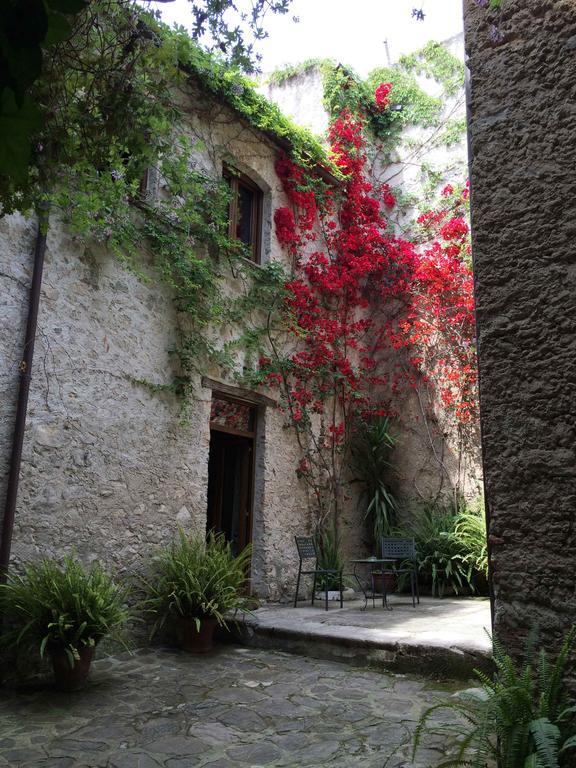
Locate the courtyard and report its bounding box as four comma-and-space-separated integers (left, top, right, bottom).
1, 0, 575, 767
0, 645, 466, 768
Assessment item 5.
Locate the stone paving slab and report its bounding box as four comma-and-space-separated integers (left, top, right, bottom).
233, 596, 492, 679
0, 646, 467, 767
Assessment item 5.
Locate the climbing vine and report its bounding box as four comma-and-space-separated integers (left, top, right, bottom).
258, 82, 477, 526
2, 2, 334, 409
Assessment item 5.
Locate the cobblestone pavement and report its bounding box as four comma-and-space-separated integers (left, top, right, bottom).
0, 646, 464, 767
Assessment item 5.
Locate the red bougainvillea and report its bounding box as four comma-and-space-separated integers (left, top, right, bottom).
263, 102, 477, 523
374, 82, 393, 110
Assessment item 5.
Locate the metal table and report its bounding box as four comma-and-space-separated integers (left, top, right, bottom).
350, 558, 396, 610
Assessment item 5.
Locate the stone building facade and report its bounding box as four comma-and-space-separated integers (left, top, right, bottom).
464, 0, 576, 654
0, 85, 367, 602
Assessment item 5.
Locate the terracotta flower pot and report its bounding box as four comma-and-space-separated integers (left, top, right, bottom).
50, 645, 95, 691
371, 571, 397, 595
177, 616, 218, 653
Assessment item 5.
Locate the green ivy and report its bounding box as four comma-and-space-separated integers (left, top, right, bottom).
267, 58, 334, 87
399, 41, 465, 97
173, 31, 333, 171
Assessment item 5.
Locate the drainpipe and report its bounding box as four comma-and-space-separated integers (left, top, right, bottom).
0, 205, 50, 581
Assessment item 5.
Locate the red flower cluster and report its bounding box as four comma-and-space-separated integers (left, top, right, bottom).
440, 216, 469, 242
275, 154, 317, 232
274, 207, 298, 247
374, 82, 392, 110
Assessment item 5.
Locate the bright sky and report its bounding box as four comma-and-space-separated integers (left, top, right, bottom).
152, 0, 464, 76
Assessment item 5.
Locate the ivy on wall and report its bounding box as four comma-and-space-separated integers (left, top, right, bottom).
0, 2, 329, 410
267, 41, 465, 154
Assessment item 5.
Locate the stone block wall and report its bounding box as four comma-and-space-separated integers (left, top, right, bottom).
464, 0, 576, 654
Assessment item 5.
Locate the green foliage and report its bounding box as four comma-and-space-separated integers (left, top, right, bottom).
0, 0, 297, 188
0, 0, 88, 182
183, 0, 294, 74
438, 117, 468, 147
316, 526, 344, 591
0, 555, 129, 666
455, 498, 488, 578
406, 496, 487, 597
350, 417, 399, 546
267, 58, 334, 87
413, 627, 576, 768
175, 29, 331, 170
399, 41, 465, 97
142, 530, 252, 634
1, 4, 301, 395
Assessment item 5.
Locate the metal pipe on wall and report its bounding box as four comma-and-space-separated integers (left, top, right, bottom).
0, 206, 49, 581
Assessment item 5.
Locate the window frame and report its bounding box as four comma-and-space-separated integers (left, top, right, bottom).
223, 165, 263, 264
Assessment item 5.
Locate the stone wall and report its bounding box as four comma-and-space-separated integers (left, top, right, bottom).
0, 98, 368, 607
464, 0, 576, 654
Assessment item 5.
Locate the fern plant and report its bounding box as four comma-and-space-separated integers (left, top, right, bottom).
0, 556, 129, 667
142, 530, 252, 635
412, 627, 576, 768
408, 501, 472, 596
455, 500, 488, 583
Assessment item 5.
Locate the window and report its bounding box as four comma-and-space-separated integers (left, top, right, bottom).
224, 166, 263, 263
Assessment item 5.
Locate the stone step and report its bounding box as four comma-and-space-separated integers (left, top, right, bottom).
228, 597, 493, 680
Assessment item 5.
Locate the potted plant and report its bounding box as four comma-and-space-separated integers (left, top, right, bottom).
315, 526, 350, 601
142, 530, 251, 652
0, 555, 129, 691
351, 416, 399, 594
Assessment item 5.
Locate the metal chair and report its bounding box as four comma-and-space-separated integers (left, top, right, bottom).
294, 536, 343, 611
380, 537, 420, 607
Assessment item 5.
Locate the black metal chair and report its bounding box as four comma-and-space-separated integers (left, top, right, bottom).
380, 537, 420, 607
294, 536, 343, 611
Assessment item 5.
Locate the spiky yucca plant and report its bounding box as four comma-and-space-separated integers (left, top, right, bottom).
412, 627, 576, 768
316, 526, 344, 591
350, 416, 399, 547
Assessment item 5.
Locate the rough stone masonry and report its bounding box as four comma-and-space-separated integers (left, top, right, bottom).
464, 0, 576, 656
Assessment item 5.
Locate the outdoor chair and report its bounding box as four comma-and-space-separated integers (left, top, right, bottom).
294, 536, 344, 611
380, 537, 420, 607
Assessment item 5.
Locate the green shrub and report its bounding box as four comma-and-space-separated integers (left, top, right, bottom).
350, 416, 399, 547
316, 526, 344, 591
0, 556, 129, 666
142, 530, 251, 635
455, 497, 488, 583
406, 496, 488, 596
413, 627, 576, 768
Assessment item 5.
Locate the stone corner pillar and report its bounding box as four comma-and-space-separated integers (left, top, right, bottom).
463, 0, 576, 657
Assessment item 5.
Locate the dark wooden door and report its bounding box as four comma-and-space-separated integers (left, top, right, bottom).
207, 430, 254, 555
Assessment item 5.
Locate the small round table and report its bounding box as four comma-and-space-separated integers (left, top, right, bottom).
350, 558, 396, 611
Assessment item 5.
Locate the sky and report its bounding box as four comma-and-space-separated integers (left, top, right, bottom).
151, 0, 465, 77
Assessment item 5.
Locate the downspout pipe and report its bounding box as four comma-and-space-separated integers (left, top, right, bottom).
0, 205, 50, 581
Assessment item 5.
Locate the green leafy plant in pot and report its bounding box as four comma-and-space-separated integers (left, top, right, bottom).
351, 416, 399, 594
0, 555, 129, 691
143, 530, 252, 652
316, 526, 345, 594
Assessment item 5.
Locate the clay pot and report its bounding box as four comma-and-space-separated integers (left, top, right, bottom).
371, 571, 398, 595
177, 616, 218, 653
50, 645, 95, 691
